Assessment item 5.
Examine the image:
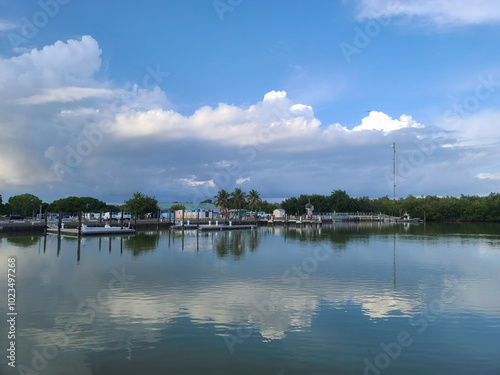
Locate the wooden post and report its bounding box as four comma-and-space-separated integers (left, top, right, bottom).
99, 211, 102, 226
58, 211, 62, 235
77, 238, 81, 263
44, 212, 47, 235
182, 209, 184, 227
78, 211, 82, 236
157, 209, 160, 230
43, 233, 47, 253
121, 209, 124, 229
197, 209, 200, 228
134, 209, 137, 229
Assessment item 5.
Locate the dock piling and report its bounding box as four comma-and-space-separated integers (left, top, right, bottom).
58, 211, 62, 235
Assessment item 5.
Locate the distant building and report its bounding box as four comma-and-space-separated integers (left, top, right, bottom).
305, 202, 314, 216
227, 209, 249, 219
273, 209, 286, 218
83, 212, 100, 220
158, 202, 220, 219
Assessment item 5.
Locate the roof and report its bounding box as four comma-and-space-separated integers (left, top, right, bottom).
158, 202, 218, 210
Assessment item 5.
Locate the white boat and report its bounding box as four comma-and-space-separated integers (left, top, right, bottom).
397, 213, 421, 223
80, 223, 135, 234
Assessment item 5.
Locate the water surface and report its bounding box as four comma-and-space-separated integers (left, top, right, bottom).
1, 223, 499, 374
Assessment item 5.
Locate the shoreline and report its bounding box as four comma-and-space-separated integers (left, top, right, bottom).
1, 218, 500, 235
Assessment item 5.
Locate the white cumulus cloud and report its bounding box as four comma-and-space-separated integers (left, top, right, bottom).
476, 173, 500, 180
236, 177, 250, 184
354, 0, 500, 26
352, 111, 424, 134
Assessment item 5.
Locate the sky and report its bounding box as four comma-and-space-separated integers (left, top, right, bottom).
1, 0, 500, 204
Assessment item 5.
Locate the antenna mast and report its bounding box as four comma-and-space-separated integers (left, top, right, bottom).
392, 142, 396, 201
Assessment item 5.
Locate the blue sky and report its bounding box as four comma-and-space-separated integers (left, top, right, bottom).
1, 0, 500, 204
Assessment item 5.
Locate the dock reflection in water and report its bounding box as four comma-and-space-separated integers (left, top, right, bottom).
0, 223, 499, 375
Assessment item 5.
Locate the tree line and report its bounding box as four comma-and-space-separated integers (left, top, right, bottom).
2, 190, 500, 221
0, 193, 147, 217
281, 190, 500, 221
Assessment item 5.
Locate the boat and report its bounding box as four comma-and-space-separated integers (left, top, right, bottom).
80, 223, 135, 234
47, 222, 135, 236
396, 213, 421, 223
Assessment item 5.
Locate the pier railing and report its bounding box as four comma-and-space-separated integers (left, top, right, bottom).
317, 212, 396, 221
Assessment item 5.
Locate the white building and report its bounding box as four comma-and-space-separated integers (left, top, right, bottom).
305, 202, 314, 216
273, 209, 286, 218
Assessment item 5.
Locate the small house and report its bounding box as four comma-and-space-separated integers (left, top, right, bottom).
273, 209, 286, 218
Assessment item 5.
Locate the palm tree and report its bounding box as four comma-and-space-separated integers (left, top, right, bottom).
214, 189, 230, 221
230, 188, 247, 220
247, 189, 261, 220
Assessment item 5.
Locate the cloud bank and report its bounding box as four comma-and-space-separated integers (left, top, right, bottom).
0, 35, 498, 202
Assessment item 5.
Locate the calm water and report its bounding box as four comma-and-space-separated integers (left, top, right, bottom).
1, 223, 499, 375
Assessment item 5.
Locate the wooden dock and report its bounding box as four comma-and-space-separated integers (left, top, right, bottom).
198, 224, 256, 231
170, 224, 198, 230
47, 228, 136, 236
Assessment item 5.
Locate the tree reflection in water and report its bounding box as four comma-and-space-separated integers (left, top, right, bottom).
124, 232, 159, 256
214, 230, 261, 259
7, 235, 40, 248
